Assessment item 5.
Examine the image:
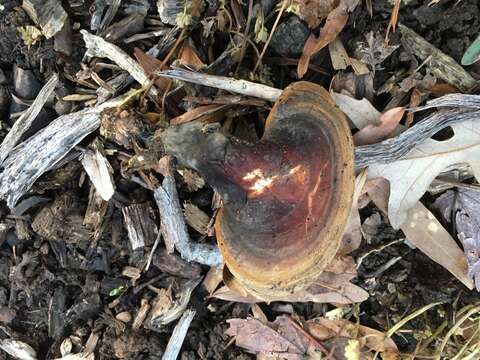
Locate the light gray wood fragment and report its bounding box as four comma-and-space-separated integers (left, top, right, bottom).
0, 74, 58, 165
157, 68, 282, 101
0, 96, 124, 208
154, 158, 223, 267
161, 308, 196, 360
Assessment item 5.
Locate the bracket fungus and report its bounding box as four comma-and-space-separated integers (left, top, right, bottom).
161, 82, 355, 299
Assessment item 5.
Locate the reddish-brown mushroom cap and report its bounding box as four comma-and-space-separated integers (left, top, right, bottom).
161, 82, 355, 299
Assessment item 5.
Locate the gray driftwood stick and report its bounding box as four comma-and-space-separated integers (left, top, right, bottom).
0, 95, 125, 208
161, 308, 196, 360
355, 109, 480, 168
399, 24, 476, 92
81, 30, 159, 98
0, 73, 58, 165
154, 157, 223, 267
158, 68, 283, 102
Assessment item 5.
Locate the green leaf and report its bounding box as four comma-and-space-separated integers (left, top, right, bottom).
462, 35, 480, 66
109, 285, 125, 297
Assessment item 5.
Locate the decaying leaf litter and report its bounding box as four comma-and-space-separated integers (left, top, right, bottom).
1, 0, 480, 359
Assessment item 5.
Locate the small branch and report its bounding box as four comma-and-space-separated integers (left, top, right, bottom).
161, 308, 196, 360
154, 156, 223, 267
81, 30, 158, 97
0, 73, 58, 165
157, 68, 282, 101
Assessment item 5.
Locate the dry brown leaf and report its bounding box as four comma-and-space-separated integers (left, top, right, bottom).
176, 41, 206, 70
367, 118, 480, 229
297, 6, 348, 78
294, 0, 337, 29
306, 318, 398, 353
384, 0, 401, 45
329, 37, 350, 70
133, 48, 171, 91
366, 178, 474, 289
226, 315, 396, 359
353, 107, 405, 145
213, 256, 368, 304
332, 92, 381, 129
202, 266, 223, 295
170, 104, 227, 125
251, 304, 268, 322
226, 316, 327, 359
340, 169, 368, 254
226, 318, 305, 359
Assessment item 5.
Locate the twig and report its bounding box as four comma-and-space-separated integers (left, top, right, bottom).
157, 68, 282, 101
154, 156, 223, 267
253, 0, 288, 73
235, 0, 253, 75
161, 308, 196, 360
0, 74, 58, 165
81, 30, 159, 98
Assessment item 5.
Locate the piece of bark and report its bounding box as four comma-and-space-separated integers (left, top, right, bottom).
148, 277, 200, 327
183, 202, 210, 235
154, 156, 223, 267
81, 140, 115, 201
399, 24, 475, 92
122, 203, 158, 251
84, 187, 108, 230
64, 294, 102, 329
161, 308, 196, 360
22, 0, 68, 39
54, 18, 72, 56
152, 248, 203, 278
98, 0, 122, 32
32, 193, 92, 243
132, 298, 151, 331
0, 95, 125, 208
0, 74, 58, 165
100, 108, 152, 150
90, 0, 107, 31
48, 286, 67, 340
103, 13, 145, 43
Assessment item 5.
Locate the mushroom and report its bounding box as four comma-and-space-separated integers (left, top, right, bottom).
160, 82, 355, 299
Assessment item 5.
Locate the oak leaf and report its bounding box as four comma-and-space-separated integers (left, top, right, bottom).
367, 118, 480, 229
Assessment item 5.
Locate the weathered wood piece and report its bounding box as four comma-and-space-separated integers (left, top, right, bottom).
122, 203, 158, 251
161, 308, 196, 360
0, 74, 58, 165
157, 68, 282, 101
154, 157, 223, 267
80, 140, 115, 201
355, 109, 480, 168
0, 95, 124, 208
22, 0, 68, 39
399, 24, 476, 92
